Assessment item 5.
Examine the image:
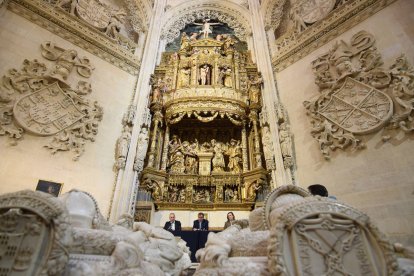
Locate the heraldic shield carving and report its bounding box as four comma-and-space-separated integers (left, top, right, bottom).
304, 30, 414, 159
318, 78, 393, 135
268, 198, 398, 276
13, 82, 86, 136
0, 209, 44, 274
76, 0, 112, 29
0, 42, 103, 160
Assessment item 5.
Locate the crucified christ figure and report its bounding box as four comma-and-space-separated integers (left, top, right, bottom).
193, 19, 222, 39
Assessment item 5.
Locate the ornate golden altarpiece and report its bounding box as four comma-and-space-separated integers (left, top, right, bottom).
140, 34, 269, 211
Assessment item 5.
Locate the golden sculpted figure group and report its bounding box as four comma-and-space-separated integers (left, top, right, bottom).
141, 20, 269, 210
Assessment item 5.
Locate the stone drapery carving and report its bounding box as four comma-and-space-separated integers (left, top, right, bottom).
0, 42, 103, 160
304, 30, 414, 159
270, 0, 398, 72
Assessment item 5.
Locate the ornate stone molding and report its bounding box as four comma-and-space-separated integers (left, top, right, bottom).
271, 0, 398, 72
161, 2, 251, 43
263, 0, 287, 31
7, 0, 140, 74
123, 0, 152, 33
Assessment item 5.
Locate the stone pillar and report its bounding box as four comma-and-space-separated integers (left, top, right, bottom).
109, 0, 167, 223
160, 124, 170, 170
266, 27, 277, 58
241, 125, 248, 171
248, 0, 290, 187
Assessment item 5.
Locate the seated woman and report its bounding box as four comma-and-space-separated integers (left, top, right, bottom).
223, 212, 236, 229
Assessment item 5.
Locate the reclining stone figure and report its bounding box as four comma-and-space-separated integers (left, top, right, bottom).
195, 185, 414, 275
0, 189, 191, 276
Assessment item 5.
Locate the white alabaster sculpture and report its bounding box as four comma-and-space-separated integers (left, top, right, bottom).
60, 190, 191, 276
195, 185, 413, 276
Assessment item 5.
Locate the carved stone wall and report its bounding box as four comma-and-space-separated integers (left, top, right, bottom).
274, 0, 414, 244
0, 9, 136, 217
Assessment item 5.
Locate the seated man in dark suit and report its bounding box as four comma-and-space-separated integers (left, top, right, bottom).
193, 212, 209, 231
164, 213, 181, 232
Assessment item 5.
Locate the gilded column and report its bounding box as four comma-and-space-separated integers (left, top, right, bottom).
241, 125, 248, 171
147, 111, 163, 168
250, 110, 262, 168
160, 124, 170, 170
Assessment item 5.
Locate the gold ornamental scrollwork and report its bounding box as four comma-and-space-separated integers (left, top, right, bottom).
140, 28, 269, 211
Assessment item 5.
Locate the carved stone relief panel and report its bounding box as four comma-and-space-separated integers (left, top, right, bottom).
54, 0, 139, 49
269, 0, 398, 71
304, 30, 414, 159
0, 42, 103, 160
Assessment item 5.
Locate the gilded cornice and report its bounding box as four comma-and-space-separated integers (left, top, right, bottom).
8, 0, 141, 75
271, 0, 397, 72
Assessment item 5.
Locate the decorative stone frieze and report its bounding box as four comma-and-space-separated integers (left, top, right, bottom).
270, 0, 398, 72
7, 0, 140, 74
161, 3, 251, 43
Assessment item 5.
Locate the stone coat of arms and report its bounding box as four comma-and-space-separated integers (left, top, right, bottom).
0, 42, 103, 160
304, 30, 414, 159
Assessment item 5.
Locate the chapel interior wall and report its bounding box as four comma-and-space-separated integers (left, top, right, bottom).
0, 10, 137, 217
275, 0, 414, 245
